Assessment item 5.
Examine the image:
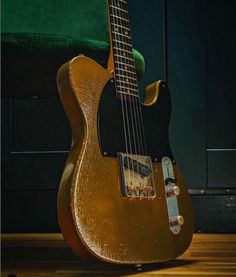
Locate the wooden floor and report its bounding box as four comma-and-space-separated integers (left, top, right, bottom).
2, 233, 236, 276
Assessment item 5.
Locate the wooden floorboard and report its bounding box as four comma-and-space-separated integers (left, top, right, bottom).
2, 233, 236, 276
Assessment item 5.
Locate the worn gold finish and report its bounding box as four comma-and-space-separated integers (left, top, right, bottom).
143, 80, 161, 106
57, 55, 194, 264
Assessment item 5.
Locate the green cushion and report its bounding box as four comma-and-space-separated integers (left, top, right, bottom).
2, 0, 109, 41
2, 33, 145, 77
2, 0, 145, 79
2, 33, 145, 97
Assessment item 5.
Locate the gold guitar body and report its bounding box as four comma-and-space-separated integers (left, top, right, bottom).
57, 55, 194, 264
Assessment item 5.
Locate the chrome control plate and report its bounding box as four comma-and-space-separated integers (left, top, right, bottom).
162, 156, 182, 234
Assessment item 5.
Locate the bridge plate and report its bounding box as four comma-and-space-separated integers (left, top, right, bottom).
118, 153, 156, 199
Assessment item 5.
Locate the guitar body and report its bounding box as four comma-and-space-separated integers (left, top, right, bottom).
57, 55, 194, 264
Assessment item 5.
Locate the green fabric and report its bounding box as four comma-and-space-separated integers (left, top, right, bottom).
2, 0, 108, 41
2, 32, 145, 97
2, 33, 145, 78
2, 0, 145, 77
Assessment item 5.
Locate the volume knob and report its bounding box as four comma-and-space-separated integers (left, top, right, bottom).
166, 185, 180, 197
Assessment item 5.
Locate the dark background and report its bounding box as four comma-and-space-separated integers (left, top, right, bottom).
2, 0, 236, 233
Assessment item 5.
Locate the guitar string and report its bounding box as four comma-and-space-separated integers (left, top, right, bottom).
111, 0, 135, 182
110, 0, 134, 184
136, 84, 148, 155
110, 0, 148, 192
109, 0, 128, 155
117, 0, 146, 158
115, 1, 139, 160
115, 0, 143, 184
121, 0, 148, 156
114, 0, 144, 186
120, 0, 144, 157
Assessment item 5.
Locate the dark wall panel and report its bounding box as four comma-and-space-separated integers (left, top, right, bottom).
206, 0, 236, 188
192, 195, 236, 233
167, 0, 206, 188
206, 0, 236, 149
2, 153, 67, 189
208, 151, 236, 187
2, 99, 69, 189
2, 190, 60, 233
11, 99, 70, 152
128, 0, 164, 95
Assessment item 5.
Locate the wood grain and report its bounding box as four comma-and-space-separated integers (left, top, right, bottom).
2, 233, 236, 276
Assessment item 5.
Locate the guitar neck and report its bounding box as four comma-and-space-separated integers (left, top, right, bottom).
107, 0, 139, 98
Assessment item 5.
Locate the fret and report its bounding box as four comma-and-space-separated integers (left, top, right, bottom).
116, 61, 136, 72
116, 68, 137, 76
117, 85, 138, 94
113, 39, 132, 47
114, 54, 134, 63
116, 79, 138, 88
110, 14, 129, 22
113, 46, 132, 53
112, 24, 130, 36
113, 48, 132, 55
115, 62, 136, 70
116, 74, 137, 81
108, 0, 139, 99
117, 78, 137, 84
116, 67, 136, 75
118, 91, 139, 98
111, 22, 130, 31
109, 5, 128, 14
113, 47, 132, 55
110, 9, 129, 22
112, 31, 131, 40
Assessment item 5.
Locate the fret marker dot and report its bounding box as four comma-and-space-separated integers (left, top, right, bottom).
125, 31, 128, 35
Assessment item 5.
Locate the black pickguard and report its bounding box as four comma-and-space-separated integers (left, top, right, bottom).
97, 78, 174, 162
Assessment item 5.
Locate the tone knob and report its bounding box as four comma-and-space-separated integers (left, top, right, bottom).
170, 215, 184, 226
166, 185, 180, 197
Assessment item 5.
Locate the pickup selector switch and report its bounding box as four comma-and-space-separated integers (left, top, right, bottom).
165, 177, 177, 186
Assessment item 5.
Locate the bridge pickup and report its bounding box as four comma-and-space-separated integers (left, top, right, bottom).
118, 153, 156, 199
123, 156, 152, 177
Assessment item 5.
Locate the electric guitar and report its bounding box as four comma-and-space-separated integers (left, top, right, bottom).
57, 0, 194, 264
